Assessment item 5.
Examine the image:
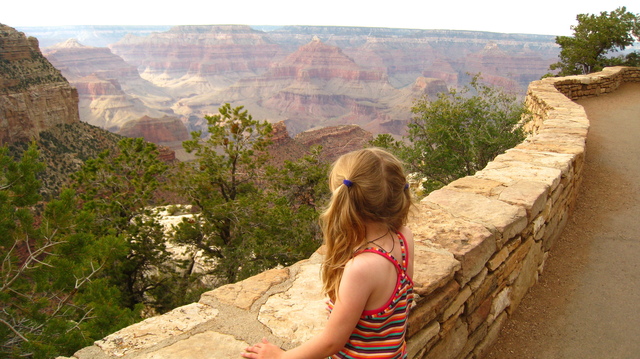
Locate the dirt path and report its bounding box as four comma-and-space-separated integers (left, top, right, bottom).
484, 82, 640, 359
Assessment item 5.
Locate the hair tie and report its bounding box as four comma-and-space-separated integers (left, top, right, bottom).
343, 179, 353, 188
404, 183, 409, 190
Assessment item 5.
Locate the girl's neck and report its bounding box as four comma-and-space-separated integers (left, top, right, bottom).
363, 222, 394, 251
364, 222, 389, 240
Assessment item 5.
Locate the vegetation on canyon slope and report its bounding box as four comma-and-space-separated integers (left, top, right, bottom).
0, 106, 329, 358
0, 75, 529, 357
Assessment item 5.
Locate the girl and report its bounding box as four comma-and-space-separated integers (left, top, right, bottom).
242, 147, 414, 359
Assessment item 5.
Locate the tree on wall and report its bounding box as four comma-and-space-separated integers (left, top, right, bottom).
373, 75, 528, 194
550, 6, 640, 76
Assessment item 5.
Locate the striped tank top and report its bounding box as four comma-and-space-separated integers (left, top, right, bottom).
328, 232, 414, 359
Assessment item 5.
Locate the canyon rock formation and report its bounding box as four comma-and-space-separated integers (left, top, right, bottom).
118, 115, 190, 144
43, 39, 174, 132
12, 24, 559, 152
0, 24, 79, 144
0, 25, 171, 197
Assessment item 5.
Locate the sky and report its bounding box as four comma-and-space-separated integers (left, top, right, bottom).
2, 0, 636, 36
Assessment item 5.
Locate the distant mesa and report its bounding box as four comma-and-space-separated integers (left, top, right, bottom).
118, 115, 190, 144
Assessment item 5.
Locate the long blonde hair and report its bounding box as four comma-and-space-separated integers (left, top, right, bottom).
319, 148, 413, 301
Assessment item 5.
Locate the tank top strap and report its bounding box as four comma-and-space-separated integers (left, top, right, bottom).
397, 231, 409, 272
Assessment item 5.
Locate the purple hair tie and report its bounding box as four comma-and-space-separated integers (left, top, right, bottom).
343, 179, 353, 188
404, 183, 409, 190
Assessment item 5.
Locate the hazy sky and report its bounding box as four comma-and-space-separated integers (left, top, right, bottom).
2, 0, 635, 36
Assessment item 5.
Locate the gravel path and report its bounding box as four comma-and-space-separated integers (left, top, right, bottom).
485, 82, 640, 359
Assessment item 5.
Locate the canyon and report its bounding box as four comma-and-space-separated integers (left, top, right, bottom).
17, 24, 558, 153
0, 25, 377, 193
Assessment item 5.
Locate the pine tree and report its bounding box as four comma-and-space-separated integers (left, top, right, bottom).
0, 144, 137, 358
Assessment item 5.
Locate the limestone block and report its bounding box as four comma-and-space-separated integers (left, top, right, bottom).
443, 286, 472, 321
423, 318, 468, 359
518, 130, 586, 155
257, 261, 327, 346
515, 139, 580, 156
473, 311, 508, 359
478, 160, 562, 191
493, 237, 533, 285
541, 117, 589, 135
465, 271, 499, 315
440, 304, 464, 337
423, 188, 527, 246
466, 294, 492, 333
95, 303, 219, 357
200, 267, 289, 310
468, 267, 488, 292
459, 321, 488, 359
487, 247, 509, 271
447, 176, 504, 197
410, 202, 494, 287
412, 242, 461, 296
497, 180, 549, 221
408, 280, 459, 337
407, 321, 440, 359
136, 331, 247, 359
507, 150, 567, 175
489, 287, 511, 324
508, 240, 543, 312
533, 215, 546, 240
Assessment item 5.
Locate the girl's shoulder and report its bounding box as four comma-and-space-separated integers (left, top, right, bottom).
398, 226, 414, 247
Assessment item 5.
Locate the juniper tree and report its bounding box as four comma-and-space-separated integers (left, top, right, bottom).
172, 104, 325, 285
550, 6, 640, 75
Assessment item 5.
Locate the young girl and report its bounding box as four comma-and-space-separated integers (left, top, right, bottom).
242, 147, 414, 359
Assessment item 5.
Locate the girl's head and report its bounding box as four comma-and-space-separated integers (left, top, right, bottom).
320, 147, 413, 299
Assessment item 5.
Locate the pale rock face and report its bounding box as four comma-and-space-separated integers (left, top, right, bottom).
257, 254, 327, 346
135, 332, 248, 359
95, 303, 220, 357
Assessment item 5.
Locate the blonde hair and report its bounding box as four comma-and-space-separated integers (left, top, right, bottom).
319, 147, 413, 301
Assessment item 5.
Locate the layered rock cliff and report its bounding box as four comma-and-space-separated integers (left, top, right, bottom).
118, 115, 190, 144
0, 24, 79, 144
43, 39, 175, 131
173, 36, 443, 135
109, 25, 282, 92
16, 25, 559, 141
0, 25, 166, 198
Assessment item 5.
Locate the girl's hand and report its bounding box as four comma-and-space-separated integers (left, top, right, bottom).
241, 338, 284, 359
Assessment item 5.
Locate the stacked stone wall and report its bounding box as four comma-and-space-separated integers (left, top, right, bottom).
64, 67, 640, 359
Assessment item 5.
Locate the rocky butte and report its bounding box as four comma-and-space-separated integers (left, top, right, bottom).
0, 24, 79, 144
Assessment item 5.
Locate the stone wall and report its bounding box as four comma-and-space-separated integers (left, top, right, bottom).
64, 67, 640, 359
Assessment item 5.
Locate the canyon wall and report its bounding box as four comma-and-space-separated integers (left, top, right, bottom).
62, 66, 640, 359
0, 24, 79, 145
43, 39, 175, 132
18, 25, 558, 142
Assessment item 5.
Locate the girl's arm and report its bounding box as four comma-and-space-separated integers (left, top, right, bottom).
241, 255, 379, 359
